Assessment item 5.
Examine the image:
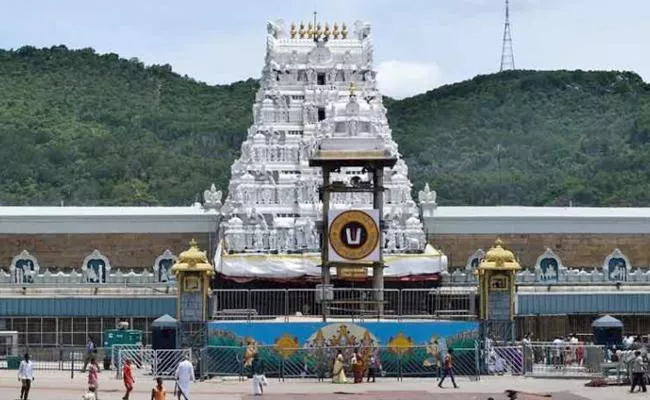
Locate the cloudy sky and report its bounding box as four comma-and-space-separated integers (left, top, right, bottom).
1, 0, 648, 99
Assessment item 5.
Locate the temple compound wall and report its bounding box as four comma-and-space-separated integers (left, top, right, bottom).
0, 233, 210, 268
431, 233, 650, 269
0, 206, 219, 274
420, 205, 650, 269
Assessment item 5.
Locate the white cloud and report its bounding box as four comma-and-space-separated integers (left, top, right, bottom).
376, 60, 443, 99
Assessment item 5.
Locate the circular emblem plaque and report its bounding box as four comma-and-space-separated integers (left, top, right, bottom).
329, 210, 380, 261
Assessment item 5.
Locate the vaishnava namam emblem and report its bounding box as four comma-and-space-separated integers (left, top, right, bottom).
329, 210, 380, 261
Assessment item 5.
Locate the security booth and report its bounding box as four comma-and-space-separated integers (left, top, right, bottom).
151, 314, 179, 350
592, 315, 624, 348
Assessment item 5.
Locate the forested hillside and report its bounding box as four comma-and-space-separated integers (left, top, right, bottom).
388, 70, 650, 206
1, 46, 649, 206
0, 46, 256, 205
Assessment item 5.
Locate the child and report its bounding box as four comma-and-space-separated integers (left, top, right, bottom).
82, 386, 97, 400
87, 358, 100, 400
367, 355, 380, 383
123, 359, 135, 400
151, 377, 167, 400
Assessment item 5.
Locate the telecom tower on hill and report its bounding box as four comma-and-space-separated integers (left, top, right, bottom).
499, 0, 515, 71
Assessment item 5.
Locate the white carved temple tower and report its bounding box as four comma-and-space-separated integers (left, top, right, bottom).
213, 19, 446, 279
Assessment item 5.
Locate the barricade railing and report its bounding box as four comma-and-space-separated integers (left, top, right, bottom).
115, 347, 191, 379
154, 349, 192, 378
483, 342, 606, 378
114, 345, 155, 379
0, 345, 104, 373
210, 288, 477, 321
200, 343, 480, 381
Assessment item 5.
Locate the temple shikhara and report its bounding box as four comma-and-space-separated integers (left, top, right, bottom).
212, 19, 445, 280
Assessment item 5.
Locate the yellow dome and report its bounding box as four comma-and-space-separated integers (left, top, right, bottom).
477, 238, 520, 271
171, 239, 214, 276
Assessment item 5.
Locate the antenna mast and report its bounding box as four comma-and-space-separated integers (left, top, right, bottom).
499, 0, 515, 71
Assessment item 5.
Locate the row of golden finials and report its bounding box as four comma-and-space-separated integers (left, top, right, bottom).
289, 22, 349, 40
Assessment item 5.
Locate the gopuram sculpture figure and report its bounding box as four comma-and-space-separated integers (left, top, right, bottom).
216, 20, 429, 256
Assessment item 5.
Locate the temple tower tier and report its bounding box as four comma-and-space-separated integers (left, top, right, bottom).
218, 19, 427, 258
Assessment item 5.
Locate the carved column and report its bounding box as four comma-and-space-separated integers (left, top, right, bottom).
372, 166, 384, 314
321, 167, 331, 286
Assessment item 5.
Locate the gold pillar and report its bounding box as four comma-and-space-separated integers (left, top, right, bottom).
475, 239, 521, 321
171, 239, 215, 322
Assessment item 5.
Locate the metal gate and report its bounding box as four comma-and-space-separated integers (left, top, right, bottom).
115, 346, 155, 379
154, 349, 192, 378
116, 347, 191, 379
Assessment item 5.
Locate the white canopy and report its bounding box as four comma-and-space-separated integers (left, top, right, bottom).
214, 244, 447, 279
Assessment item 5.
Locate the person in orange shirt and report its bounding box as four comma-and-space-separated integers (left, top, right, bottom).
438, 349, 459, 389
151, 377, 167, 400
122, 359, 135, 400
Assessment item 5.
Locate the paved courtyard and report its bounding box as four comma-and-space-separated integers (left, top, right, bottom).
0, 370, 629, 399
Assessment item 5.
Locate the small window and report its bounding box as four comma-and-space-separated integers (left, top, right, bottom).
317, 108, 326, 121
317, 73, 326, 85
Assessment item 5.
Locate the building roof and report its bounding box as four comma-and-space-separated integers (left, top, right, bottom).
0, 206, 220, 234
3, 205, 650, 235
426, 206, 650, 234
0, 206, 212, 217
433, 206, 650, 219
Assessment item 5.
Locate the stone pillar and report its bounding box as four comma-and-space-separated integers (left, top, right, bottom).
321, 167, 331, 321
372, 166, 384, 315
321, 167, 331, 285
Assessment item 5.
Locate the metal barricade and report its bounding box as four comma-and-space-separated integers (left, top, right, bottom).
400, 288, 475, 320
199, 343, 480, 381
250, 289, 287, 318
287, 289, 320, 317
487, 342, 606, 378
209, 288, 478, 321
484, 345, 524, 376
329, 288, 400, 319
154, 349, 192, 378
115, 345, 155, 379
116, 347, 190, 379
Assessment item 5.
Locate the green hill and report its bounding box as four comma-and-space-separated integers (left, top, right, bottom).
388, 70, 650, 206
1, 46, 649, 206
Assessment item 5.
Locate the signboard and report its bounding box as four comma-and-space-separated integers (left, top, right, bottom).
180, 292, 203, 322
328, 209, 380, 263
336, 266, 369, 280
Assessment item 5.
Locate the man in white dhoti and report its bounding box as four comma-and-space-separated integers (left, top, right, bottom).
174, 357, 195, 400
251, 354, 267, 396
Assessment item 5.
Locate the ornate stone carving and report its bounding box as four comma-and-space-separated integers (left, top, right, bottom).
153, 249, 178, 283
602, 248, 631, 282
465, 249, 485, 272
535, 248, 564, 283
81, 249, 111, 284
203, 184, 222, 210
218, 20, 427, 255
418, 183, 437, 204
10, 250, 40, 284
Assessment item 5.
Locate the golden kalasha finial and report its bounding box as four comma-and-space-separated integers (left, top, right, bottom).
307, 22, 314, 39
341, 23, 348, 39
332, 23, 340, 39
299, 21, 306, 38
290, 22, 297, 39
323, 22, 331, 39
315, 23, 322, 39
349, 82, 357, 96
